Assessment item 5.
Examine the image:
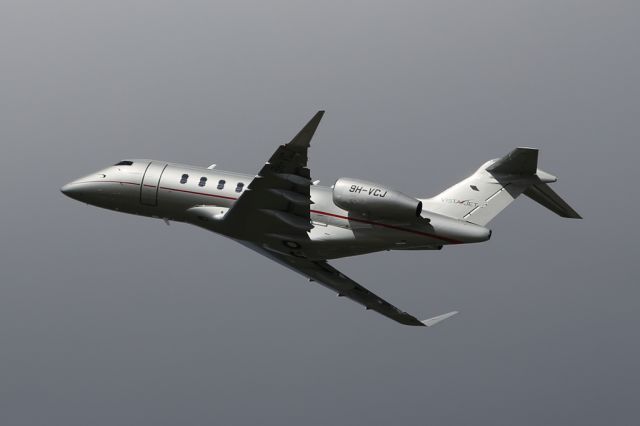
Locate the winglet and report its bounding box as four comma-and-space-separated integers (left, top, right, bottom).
288, 110, 325, 149
421, 311, 458, 327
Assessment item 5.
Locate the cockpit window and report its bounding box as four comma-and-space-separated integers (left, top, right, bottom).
114, 160, 133, 166
180, 174, 189, 184
198, 177, 207, 187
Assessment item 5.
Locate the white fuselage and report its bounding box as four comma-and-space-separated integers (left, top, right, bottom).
61, 160, 491, 260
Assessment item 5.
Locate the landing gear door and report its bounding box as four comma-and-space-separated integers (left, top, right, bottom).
140, 162, 167, 206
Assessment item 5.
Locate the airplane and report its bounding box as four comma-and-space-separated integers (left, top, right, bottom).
61, 111, 581, 327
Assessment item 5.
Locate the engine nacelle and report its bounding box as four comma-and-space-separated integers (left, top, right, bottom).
332, 177, 422, 220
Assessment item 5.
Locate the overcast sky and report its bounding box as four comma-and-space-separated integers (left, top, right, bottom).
1, 1, 639, 425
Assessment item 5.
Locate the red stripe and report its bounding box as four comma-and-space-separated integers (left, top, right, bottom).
310, 209, 462, 244
82, 180, 140, 186
159, 186, 238, 201
77, 180, 460, 243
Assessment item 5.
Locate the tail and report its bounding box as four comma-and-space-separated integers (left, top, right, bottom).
420, 148, 581, 225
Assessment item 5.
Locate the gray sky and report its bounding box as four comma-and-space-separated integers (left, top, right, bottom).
1, 1, 639, 425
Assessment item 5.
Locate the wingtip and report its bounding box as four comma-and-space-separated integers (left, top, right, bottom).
421, 311, 459, 327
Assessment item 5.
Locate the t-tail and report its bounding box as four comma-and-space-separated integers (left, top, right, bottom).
421, 148, 581, 226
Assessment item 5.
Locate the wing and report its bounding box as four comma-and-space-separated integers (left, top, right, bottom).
240, 241, 458, 327
221, 111, 324, 240
187, 111, 456, 327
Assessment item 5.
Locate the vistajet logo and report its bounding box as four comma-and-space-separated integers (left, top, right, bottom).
441, 198, 479, 208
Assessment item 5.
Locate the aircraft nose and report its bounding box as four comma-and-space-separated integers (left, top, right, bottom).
60, 182, 73, 196
61, 180, 93, 202
61, 181, 80, 200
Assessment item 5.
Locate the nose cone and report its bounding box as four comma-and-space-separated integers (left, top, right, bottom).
60, 182, 73, 196
61, 180, 94, 202
61, 181, 80, 201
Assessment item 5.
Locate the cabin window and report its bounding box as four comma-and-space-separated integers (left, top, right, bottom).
217, 179, 225, 190
114, 160, 133, 166
198, 177, 207, 187
180, 174, 189, 184
235, 182, 244, 193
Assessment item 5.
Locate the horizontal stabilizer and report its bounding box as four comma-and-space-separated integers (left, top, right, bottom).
421, 311, 458, 327
524, 181, 582, 219
487, 147, 538, 176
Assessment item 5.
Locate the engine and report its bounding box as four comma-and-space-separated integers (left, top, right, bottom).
332, 177, 422, 220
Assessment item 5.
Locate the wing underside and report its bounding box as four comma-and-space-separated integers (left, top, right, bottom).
240, 241, 456, 327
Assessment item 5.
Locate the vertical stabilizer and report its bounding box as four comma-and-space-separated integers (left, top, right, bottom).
421, 148, 581, 225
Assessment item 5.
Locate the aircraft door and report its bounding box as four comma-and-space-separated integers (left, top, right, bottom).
140, 161, 167, 206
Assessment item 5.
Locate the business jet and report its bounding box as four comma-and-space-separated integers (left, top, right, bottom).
61, 111, 581, 327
